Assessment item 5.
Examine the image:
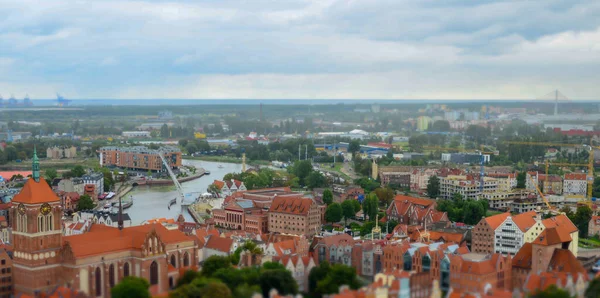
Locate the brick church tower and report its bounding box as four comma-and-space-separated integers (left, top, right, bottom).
12, 148, 64, 295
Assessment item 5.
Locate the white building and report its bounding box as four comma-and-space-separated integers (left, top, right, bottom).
439, 175, 498, 200
73, 210, 132, 228
563, 173, 588, 196
81, 172, 104, 196
122, 131, 151, 138
526, 172, 539, 191
494, 211, 537, 255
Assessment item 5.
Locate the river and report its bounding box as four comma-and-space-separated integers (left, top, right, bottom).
126, 160, 242, 225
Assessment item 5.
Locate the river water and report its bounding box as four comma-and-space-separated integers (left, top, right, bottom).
126, 160, 242, 225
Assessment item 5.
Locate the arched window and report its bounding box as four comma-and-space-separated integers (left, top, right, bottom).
170, 255, 177, 268
109, 264, 116, 287
37, 214, 45, 233
440, 258, 450, 291
46, 214, 53, 231
403, 253, 412, 271
123, 262, 130, 277
150, 261, 158, 285
183, 252, 190, 267
95, 267, 102, 296
422, 255, 431, 272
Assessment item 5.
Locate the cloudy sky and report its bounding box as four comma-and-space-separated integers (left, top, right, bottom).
0, 0, 599, 100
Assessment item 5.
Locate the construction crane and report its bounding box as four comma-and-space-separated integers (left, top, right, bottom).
529, 175, 560, 214
478, 145, 497, 192
505, 141, 594, 201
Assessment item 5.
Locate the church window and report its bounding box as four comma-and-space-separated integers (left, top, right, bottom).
109, 264, 116, 287
183, 252, 190, 267
95, 267, 102, 296
170, 255, 176, 268
150, 261, 159, 285
123, 262, 130, 277
37, 214, 45, 232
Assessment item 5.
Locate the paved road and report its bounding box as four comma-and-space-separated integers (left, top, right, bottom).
341, 162, 359, 180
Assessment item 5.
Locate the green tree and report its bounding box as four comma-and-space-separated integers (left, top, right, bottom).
350, 199, 361, 214
111, 276, 150, 298
426, 176, 440, 199
322, 189, 333, 205
348, 140, 361, 155
289, 160, 313, 186
306, 171, 327, 189
363, 193, 379, 221
200, 280, 233, 298
259, 269, 298, 297
202, 256, 231, 277
44, 168, 58, 181
325, 203, 343, 223
176, 270, 202, 288
309, 262, 361, 297
374, 187, 395, 206
341, 200, 356, 225
530, 285, 571, 298
185, 143, 198, 154
160, 124, 170, 138
70, 165, 86, 177
573, 205, 593, 238
516, 171, 526, 189
585, 278, 600, 298
76, 194, 95, 211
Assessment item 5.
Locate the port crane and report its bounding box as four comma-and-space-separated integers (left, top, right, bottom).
505, 141, 595, 203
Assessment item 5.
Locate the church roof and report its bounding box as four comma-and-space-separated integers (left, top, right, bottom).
63, 223, 193, 258
12, 178, 60, 204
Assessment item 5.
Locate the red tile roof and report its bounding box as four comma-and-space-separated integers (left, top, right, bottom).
512, 211, 537, 232
213, 180, 225, 189
12, 178, 60, 204
564, 173, 587, 180
204, 235, 233, 253
484, 212, 511, 230
512, 243, 533, 269
63, 223, 192, 258
542, 214, 578, 234
532, 227, 571, 246
269, 196, 314, 215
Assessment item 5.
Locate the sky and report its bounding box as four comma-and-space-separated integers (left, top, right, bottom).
0, 0, 599, 100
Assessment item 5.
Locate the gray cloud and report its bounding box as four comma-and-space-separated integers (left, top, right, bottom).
0, 0, 598, 99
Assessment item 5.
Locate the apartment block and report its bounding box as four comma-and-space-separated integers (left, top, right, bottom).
440, 175, 497, 200
99, 146, 182, 171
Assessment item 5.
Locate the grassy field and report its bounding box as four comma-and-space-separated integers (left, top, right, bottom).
184, 156, 270, 166
0, 158, 98, 171
579, 238, 600, 248
486, 210, 504, 217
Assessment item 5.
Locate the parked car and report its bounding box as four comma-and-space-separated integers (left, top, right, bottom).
592, 260, 600, 272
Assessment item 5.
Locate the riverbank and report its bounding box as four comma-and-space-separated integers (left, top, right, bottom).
143, 169, 206, 186
185, 156, 270, 166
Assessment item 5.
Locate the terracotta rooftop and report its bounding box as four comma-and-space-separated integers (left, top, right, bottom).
63, 223, 192, 258
564, 173, 587, 180
483, 212, 511, 229
542, 214, 578, 234
547, 249, 587, 277
269, 196, 314, 215
212, 180, 225, 190
512, 243, 533, 269
12, 178, 60, 204
512, 211, 538, 232
204, 235, 233, 253
533, 227, 571, 246
392, 195, 434, 207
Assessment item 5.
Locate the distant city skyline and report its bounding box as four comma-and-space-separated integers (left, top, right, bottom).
0, 0, 599, 100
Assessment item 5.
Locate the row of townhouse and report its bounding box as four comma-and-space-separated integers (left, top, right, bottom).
472, 211, 578, 257
328, 227, 588, 298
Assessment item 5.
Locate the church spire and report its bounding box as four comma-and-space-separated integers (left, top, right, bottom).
32, 146, 40, 182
